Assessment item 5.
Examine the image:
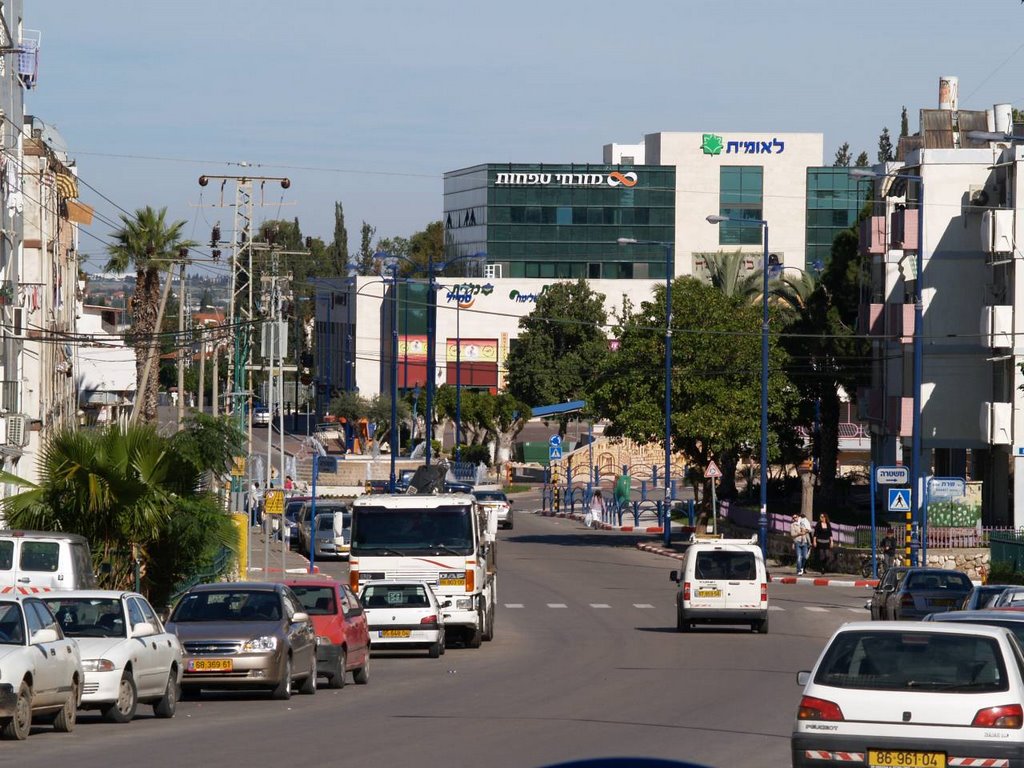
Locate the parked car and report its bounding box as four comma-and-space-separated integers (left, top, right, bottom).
473, 487, 513, 530
284, 578, 370, 688
961, 584, 1011, 611
990, 586, 1024, 609
0, 530, 97, 594
296, 500, 350, 559
43, 590, 182, 722
792, 621, 1024, 767
882, 568, 973, 620
278, 497, 310, 545
926, 608, 1024, 644
866, 566, 908, 620
670, 535, 769, 633
359, 580, 447, 658
165, 582, 316, 700
252, 404, 270, 426
0, 595, 82, 739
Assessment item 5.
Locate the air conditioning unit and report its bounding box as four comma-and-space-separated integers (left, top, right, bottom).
981, 305, 1013, 348
980, 401, 1012, 445
981, 209, 1014, 255
6, 415, 28, 447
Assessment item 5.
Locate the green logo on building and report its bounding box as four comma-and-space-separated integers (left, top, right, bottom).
701, 133, 724, 156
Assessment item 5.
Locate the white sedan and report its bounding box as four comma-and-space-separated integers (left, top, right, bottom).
0, 595, 83, 740
44, 591, 182, 722
359, 581, 446, 658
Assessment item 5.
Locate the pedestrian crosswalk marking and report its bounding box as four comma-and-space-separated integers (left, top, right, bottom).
504, 603, 524, 609
503, 601, 862, 612
590, 603, 611, 609
769, 605, 784, 611
547, 603, 567, 609
805, 606, 829, 612
848, 607, 866, 613
633, 603, 654, 609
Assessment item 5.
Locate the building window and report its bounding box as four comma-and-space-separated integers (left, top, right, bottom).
719, 167, 763, 245
588, 263, 601, 279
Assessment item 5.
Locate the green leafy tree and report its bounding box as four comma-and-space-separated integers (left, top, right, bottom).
357, 221, 377, 274
833, 142, 852, 167
592, 277, 799, 499
504, 280, 610, 432
328, 202, 349, 276
0, 420, 239, 607
878, 127, 894, 162
855, 151, 870, 167
375, 236, 410, 271
703, 251, 763, 301
405, 221, 445, 276
900, 106, 909, 138
105, 206, 197, 423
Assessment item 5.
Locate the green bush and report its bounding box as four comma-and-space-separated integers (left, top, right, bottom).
456, 443, 491, 466
986, 561, 1024, 585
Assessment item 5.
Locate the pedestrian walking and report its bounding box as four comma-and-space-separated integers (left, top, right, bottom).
248, 481, 262, 528
813, 513, 835, 574
284, 475, 295, 491
586, 489, 605, 528
880, 527, 899, 574
790, 513, 812, 575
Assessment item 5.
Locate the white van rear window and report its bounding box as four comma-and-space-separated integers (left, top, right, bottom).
0, 541, 11, 571
695, 551, 756, 581
20, 542, 59, 572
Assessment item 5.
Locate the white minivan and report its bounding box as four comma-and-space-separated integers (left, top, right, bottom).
669, 535, 768, 633
0, 531, 97, 594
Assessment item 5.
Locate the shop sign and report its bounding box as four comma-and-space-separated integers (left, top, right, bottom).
495, 171, 637, 188
701, 133, 786, 156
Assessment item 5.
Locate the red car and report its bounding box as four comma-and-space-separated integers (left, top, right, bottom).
284, 578, 371, 689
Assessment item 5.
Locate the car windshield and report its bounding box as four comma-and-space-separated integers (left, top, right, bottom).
42, 598, 126, 638
815, 630, 1008, 692
905, 572, 972, 591
938, 619, 1024, 647
289, 586, 336, 615
993, 589, 1024, 607
473, 492, 506, 502
316, 514, 335, 531
362, 584, 430, 609
170, 590, 281, 622
695, 551, 756, 581
351, 506, 473, 555
0, 602, 24, 644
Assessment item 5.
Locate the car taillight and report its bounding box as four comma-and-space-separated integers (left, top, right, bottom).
349, 570, 359, 592
798, 695, 844, 721
760, 583, 768, 602
465, 569, 475, 593
683, 582, 691, 601
973, 704, 1023, 728
901, 593, 915, 607
420, 615, 438, 626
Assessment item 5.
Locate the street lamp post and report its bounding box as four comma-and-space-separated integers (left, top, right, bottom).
851, 167, 925, 565
388, 261, 399, 493
455, 291, 462, 462
704, 215, 770, 558
616, 237, 674, 506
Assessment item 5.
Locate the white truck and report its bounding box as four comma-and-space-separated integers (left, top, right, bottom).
349, 493, 497, 648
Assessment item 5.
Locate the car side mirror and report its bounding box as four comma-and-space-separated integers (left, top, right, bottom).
132, 622, 155, 637
442, 600, 453, 608
669, 570, 679, 582
796, 671, 811, 686
31, 628, 59, 644
292, 612, 309, 623
882, 585, 895, 593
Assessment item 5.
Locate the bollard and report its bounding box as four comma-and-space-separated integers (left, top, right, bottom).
687, 499, 695, 527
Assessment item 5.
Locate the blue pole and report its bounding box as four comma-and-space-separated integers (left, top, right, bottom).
911, 175, 925, 567
455, 295, 462, 462
663, 499, 672, 547
664, 243, 673, 516
309, 458, 318, 574
390, 265, 398, 493
759, 223, 770, 559
869, 462, 877, 579
425, 258, 434, 465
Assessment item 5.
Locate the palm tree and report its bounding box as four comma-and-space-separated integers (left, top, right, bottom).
769, 268, 819, 324
106, 207, 195, 423
704, 250, 763, 301
1, 421, 237, 606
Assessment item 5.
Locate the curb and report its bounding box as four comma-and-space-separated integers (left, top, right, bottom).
634, 542, 879, 587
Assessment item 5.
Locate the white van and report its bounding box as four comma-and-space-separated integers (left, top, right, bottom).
0, 531, 97, 594
669, 535, 768, 634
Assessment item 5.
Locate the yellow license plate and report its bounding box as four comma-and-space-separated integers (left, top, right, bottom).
189, 659, 233, 672
697, 589, 722, 598
439, 577, 464, 587
381, 629, 411, 638
868, 750, 945, 768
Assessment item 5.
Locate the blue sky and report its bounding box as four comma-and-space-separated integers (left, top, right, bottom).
22, 0, 1024, 271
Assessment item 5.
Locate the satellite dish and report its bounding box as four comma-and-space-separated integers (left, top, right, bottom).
971, 188, 990, 207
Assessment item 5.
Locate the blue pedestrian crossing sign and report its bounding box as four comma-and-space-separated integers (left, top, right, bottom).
549, 443, 563, 461
888, 488, 911, 512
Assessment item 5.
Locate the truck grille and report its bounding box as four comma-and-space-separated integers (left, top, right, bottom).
183, 641, 242, 655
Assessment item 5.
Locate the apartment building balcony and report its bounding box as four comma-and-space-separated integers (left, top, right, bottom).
859, 215, 886, 255
890, 207, 919, 251
886, 302, 915, 343
0, 381, 20, 414
857, 303, 884, 335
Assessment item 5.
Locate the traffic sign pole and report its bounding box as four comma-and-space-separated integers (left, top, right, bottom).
869, 462, 876, 579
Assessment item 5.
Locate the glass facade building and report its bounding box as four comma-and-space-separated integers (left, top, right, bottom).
444, 163, 676, 279
805, 168, 870, 269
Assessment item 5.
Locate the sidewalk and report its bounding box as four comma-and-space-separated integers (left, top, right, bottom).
243, 526, 318, 578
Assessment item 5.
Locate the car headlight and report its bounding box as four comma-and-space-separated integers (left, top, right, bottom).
242, 636, 278, 652
82, 659, 116, 673
455, 598, 473, 610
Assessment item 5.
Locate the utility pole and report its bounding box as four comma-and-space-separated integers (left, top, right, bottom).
212, 339, 220, 417
198, 329, 206, 415
177, 260, 187, 430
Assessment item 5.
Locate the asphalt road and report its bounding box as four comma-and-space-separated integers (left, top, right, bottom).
12, 509, 871, 768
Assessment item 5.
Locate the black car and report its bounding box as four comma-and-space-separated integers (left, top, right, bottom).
961, 584, 1011, 611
